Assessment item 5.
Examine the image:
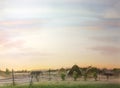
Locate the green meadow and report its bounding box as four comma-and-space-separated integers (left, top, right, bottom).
1, 84, 120, 88
0, 82, 120, 88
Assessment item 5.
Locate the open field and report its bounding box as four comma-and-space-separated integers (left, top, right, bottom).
0, 72, 119, 84
0, 81, 120, 88
0, 73, 120, 88
0, 66, 120, 88
0, 71, 120, 86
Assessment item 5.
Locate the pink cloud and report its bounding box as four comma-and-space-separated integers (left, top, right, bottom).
0, 30, 9, 45
4, 40, 24, 48
90, 46, 120, 55
0, 19, 47, 27
91, 36, 120, 43
0, 30, 24, 49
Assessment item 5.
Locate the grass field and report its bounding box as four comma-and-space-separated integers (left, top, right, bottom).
0, 82, 120, 88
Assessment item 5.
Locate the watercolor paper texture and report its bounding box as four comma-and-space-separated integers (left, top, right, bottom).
0, 0, 120, 70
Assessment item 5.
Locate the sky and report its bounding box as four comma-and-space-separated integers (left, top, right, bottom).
0, 0, 120, 70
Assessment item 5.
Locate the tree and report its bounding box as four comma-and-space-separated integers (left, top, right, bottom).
112, 68, 120, 78
59, 68, 66, 81
31, 71, 42, 82
82, 66, 92, 81
5, 68, 10, 75
93, 72, 98, 81
89, 67, 99, 81
61, 72, 66, 81
73, 71, 78, 81
103, 69, 114, 80
83, 72, 87, 81
68, 65, 82, 77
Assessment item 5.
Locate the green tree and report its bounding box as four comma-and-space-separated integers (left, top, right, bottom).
82, 66, 92, 81
89, 67, 99, 81
83, 72, 87, 81
61, 72, 66, 81
93, 72, 98, 81
68, 65, 82, 76
73, 71, 78, 81
5, 68, 10, 75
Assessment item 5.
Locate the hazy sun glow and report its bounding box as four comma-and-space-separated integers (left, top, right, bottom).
0, 0, 120, 70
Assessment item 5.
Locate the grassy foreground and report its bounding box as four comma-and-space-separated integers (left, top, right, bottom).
0, 82, 120, 88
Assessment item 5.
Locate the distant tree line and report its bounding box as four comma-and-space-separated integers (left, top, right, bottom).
29, 65, 120, 82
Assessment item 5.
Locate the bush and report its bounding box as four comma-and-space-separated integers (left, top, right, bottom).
61, 72, 66, 81
83, 72, 87, 81
5, 68, 10, 75
93, 72, 98, 81
73, 71, 78, 81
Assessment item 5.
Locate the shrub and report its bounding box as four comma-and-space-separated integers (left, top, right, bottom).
73, 71, 78, 81
61, 72, 66, 81
83, 72, 87, 81
93, 72, 98, 81
5, 68, 10, 75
